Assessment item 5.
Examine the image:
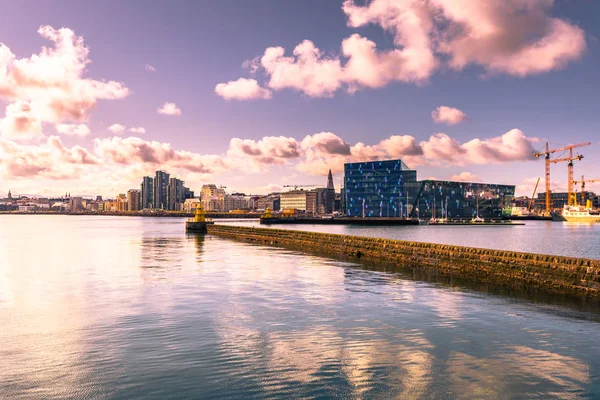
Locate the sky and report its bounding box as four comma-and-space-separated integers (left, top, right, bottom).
1, 0, 599, 198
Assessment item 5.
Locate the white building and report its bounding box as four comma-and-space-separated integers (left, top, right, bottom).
183, 198, 201, 212
225, 194, 249, 211
280, 190, 317, 214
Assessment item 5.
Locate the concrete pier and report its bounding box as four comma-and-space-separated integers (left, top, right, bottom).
206, 224, 600, 297
185, 221, 209, 233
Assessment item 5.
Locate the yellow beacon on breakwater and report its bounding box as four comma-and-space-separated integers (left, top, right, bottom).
185, 205, 214, 233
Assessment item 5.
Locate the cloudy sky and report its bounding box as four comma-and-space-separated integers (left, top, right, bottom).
1, 0, 599, 197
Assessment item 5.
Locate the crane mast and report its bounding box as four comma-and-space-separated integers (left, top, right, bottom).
573, 176, 599, 206
528, 177, 540, 212
534, 142, 590, 212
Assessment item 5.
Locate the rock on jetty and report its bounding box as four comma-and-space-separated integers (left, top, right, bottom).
206, 224, 600, 297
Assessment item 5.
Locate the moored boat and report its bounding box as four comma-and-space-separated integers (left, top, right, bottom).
552, 204, 600, 222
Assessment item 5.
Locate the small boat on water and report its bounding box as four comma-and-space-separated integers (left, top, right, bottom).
551, 204, 600, 223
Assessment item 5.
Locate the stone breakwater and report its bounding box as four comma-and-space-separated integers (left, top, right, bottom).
206, 224, 600, 297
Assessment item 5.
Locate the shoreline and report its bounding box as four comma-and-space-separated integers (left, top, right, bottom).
0, 211, 260, 219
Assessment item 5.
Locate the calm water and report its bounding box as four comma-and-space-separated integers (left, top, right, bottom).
224, 219, 600, 259
1, 215, 600, 399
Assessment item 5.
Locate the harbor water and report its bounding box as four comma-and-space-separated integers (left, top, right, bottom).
1, 215, 599, 399
224, 218, 600, 260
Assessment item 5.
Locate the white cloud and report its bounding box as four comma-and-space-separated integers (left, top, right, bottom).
0, 135, 100, 180
215, 78, 272, 100
0, 101, 43, 141
226, 136, 302, 171
297, 129, 538, 175
108, 123, 126, 134
450, 172, 481, 182
144, 64, 157, 72
55, 123, 90, 137
0, 25, 128, 140
157, 102, 182, 116
431, 106, 468, 125
129, 127, 146, 134
430, 0, 586, 77
217, 0, 586, 99
260, 41, 345, 97
93, 136, 227, 174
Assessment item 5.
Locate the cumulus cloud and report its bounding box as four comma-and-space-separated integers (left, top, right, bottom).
297, 128, 538, 175
0, 135, 100, 179
0, 25, 128, 140
227, 136, 302, 171
217, 0, 586, 98
260, 41, 345, 97
215, 78, 272, 100
157, 102, 182, 116
94, 136, 226, 174
108, 123, 126, 134
450, 172, 481, 182
301, 132, 351, 156
0, 101, 43, 141
55, 123, 90, 137
144, 64, 157, 72
129, 127, 146, 134
430, 0, 586, 77
431, 106, 468, 125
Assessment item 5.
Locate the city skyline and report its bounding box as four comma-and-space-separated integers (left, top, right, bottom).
1, 1, 600, 198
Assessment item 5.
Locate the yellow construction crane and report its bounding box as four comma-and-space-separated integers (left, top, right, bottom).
528, 177, 540, 212
549, 153, 584, 206
573, 176, 599, 206
534, 142, 591, 211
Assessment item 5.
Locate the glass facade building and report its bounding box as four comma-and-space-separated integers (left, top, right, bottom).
405, 180, 515, 219
344, 159, 515, 218
344, 160, 415, 217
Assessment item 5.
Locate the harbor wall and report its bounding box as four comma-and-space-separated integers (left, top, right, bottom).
206, 224, 600, 296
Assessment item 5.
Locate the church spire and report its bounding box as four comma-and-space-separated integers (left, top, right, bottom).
327, 169, 334, 190
7, 189, 11, 199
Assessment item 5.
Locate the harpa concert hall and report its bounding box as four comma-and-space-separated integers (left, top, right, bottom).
343, 159, 515, 219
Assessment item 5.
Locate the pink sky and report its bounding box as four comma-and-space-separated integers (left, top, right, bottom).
1, 1, 599, 198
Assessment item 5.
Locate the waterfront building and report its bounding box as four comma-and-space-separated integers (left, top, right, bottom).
69, 196, 85, 212
141, 176, 153, 209
116, 194, 128, 212
225, 194, 249, 211
256, 194, 280, 211
167, 178, 185, 210
536, 191, 597, 209
201, 184, 226, 212
404, 180, 515, 219
314, 170, 336, 214
280, 190, 317, 214
344, 159, 515, 218
127, 189, 142, 212
344, 159, 413, 217
183, 198, 201, 212
153, 171, 169, 210
103, 200, 117, 212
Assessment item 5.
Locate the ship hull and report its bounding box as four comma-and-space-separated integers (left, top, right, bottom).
552, 208, 600, 222
551, 212, 566, 221
562, 216, 600, 223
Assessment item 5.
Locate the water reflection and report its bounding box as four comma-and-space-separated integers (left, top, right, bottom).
187, 232, 206, 259
448, 347, 590, 398
0, 216, 599, 399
